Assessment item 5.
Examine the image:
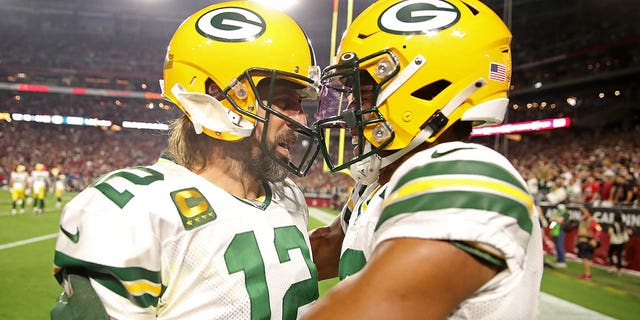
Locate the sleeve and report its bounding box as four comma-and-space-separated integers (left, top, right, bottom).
53, 182, 162, 319
372, 146, 535, 271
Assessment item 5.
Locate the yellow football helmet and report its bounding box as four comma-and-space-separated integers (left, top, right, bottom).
35, 163, 46, 171
16, 165, 26, 173
315, 0, 512, 178
161, 1, 320, 175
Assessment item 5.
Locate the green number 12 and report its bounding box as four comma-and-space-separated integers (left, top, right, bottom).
224, 226, 319, 320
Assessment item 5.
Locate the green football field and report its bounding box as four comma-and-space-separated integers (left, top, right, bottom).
1, 190, 639, 319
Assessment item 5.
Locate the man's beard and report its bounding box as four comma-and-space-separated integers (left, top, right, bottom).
230, 132, 292, 183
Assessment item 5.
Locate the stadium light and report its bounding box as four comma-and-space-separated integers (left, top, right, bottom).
471, 117, 571, 137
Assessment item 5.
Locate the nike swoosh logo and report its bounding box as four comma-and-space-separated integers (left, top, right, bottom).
60, 226, 80, 243
431, 147, 475, 158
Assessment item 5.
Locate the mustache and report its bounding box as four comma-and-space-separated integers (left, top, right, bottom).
275, 129, 298, 148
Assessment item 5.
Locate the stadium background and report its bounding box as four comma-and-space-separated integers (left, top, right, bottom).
0, 0, 639, 319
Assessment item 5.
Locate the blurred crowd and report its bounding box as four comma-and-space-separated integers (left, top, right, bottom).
1, 91, 176, 124
0, 121, 168, 191
506, 127, 640, 208
0, 31, 165, 92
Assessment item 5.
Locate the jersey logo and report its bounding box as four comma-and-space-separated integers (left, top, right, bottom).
60, 226, 80, 243
171, 188, 217, 231
431, 147, 475, 158
378, 0, 460, 35
196, 7, 266, 42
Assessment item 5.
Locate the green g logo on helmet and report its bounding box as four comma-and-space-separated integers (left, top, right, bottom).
196, 7, 266, 42
378, 0, 460, 34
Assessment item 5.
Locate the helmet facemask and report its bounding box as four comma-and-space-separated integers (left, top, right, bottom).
315, 50, 399, 174
228, 68, 321, 177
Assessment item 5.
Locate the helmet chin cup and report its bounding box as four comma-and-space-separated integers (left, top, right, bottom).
349, 146, 381, 185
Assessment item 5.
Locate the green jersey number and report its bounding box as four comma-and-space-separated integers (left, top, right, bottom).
225, 226, 319, 320
339, 248, 366, 280
92, 167, 164, 208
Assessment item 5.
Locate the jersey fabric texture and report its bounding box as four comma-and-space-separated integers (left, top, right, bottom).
53, 158, 318, 320
338, 141, 543, 319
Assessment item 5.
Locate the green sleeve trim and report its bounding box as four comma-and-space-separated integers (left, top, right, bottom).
451, 241, 507, 269
54, 251, 162, 308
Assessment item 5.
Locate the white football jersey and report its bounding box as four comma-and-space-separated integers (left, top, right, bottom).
55, 176, 66, 191
11, 171, 29, 190
338, 141, 543, 319
53, 158, 318, 320
31, 170, 49, 189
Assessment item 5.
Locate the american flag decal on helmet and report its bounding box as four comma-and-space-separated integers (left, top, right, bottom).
489, 62, 507, 82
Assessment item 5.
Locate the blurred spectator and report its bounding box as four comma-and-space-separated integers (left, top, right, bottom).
608, 212, 630, 275
549, 203, 569, 268
612, 169, 638, 206
577, 206, 603, 280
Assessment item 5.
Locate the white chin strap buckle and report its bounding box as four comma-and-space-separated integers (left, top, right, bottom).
349, 142, 382, 185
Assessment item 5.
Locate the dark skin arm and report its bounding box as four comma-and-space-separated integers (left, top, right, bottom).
302, 238, 500, 320
309, 216, 345, 280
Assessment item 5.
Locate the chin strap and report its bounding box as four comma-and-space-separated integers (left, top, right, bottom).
170, 83, 254, 136
349, 78, 487, 184
349, 127, 433, 184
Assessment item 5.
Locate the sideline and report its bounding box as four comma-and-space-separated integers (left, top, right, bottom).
308, 208, 616, 320
0, 233, 57, 251
539, 292, 615, 320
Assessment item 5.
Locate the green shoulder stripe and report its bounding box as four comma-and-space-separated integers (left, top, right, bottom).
54, 251, 163, 308
393, 160, 528, 194
376, 190, 532, 233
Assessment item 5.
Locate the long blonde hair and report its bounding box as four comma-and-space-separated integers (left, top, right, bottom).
165, 115, 219, 173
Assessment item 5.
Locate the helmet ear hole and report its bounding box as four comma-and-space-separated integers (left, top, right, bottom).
205, 78, 225, 101
410, 79, 451, 101
460, 1, 480, 15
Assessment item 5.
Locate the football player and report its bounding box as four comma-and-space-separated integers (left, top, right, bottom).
307, 0, 543, 319
51, 167, 66, 209
51, 2, 320, 319
9, 164, 29, 215
31, 162, 49, 215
